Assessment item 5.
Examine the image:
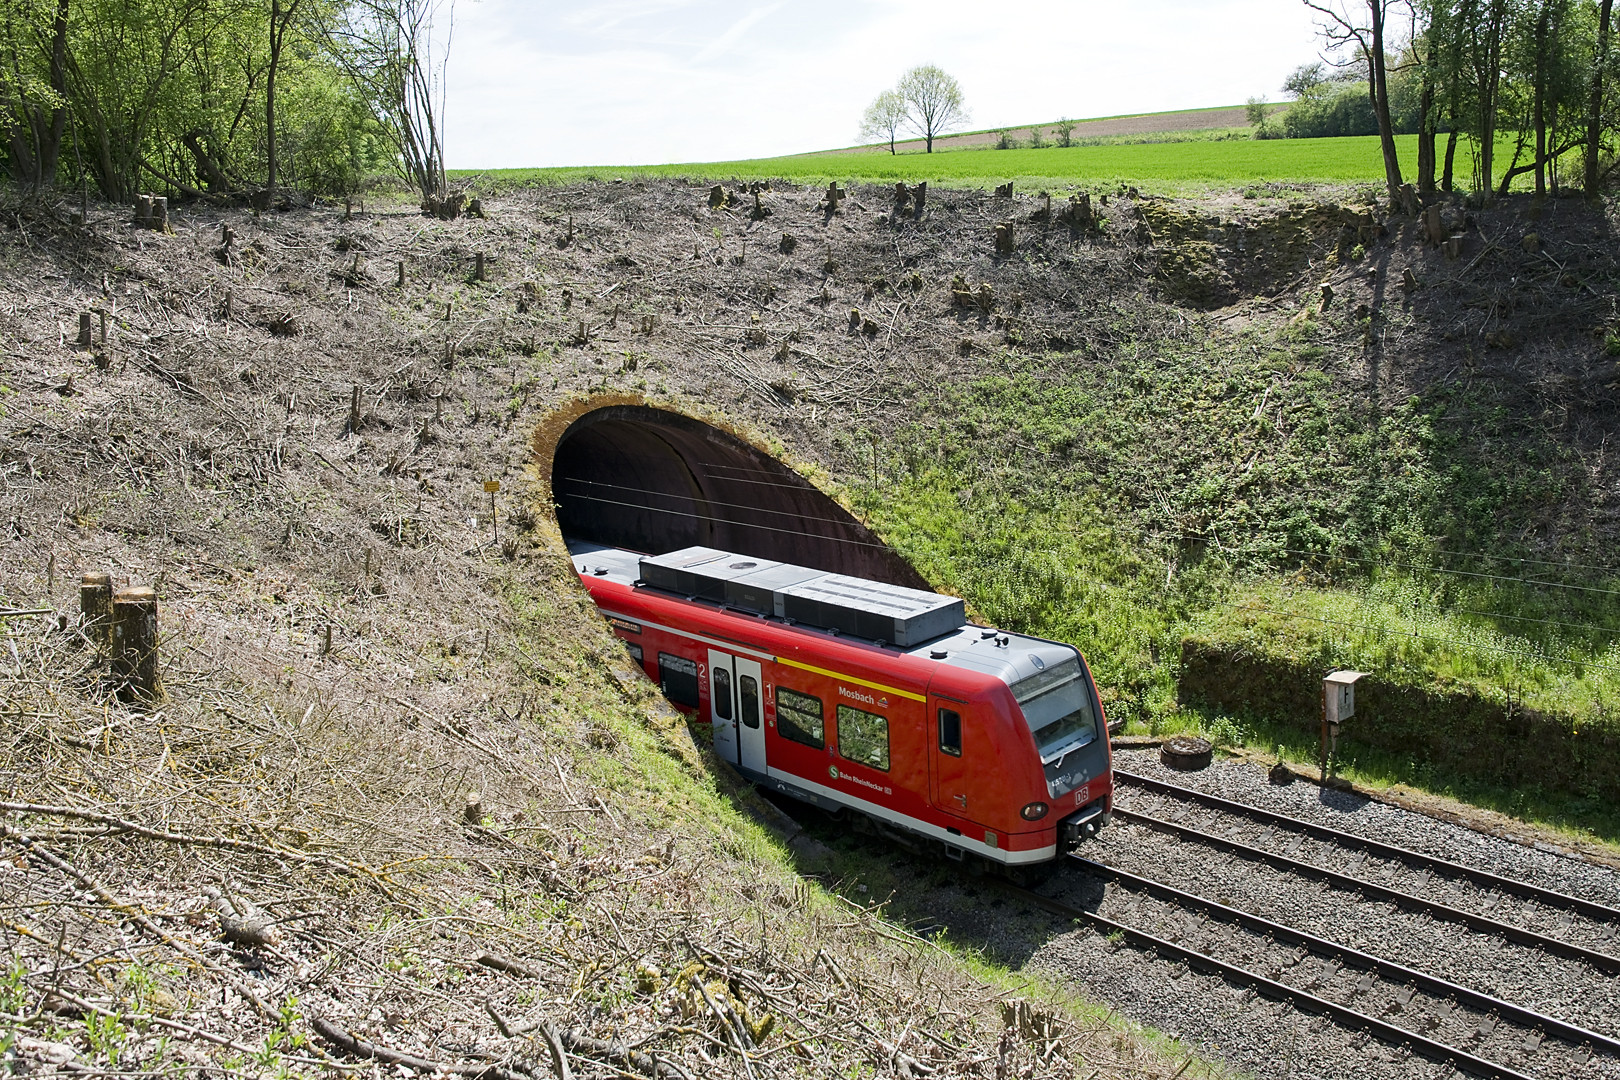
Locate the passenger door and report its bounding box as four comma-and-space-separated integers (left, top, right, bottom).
708, 649, 738, 765
929, 698, 971, 820
734, 657, 766, 775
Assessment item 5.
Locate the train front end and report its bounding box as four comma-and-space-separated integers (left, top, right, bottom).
1007, 649, 1114, 850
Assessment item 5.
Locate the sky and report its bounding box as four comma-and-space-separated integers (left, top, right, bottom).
445, 0, 1326, 170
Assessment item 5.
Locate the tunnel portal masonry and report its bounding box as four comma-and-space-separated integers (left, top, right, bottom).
534, 395, 928, 588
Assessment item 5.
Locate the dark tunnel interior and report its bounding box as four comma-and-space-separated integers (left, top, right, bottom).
550, 406, 927, 588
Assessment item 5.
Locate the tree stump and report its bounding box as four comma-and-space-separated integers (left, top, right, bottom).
347, 383, 361, 436
397, 260, 406, 288
110, 586, 159, 702
150, 196, 168, 232
1422, 204, 1444, 246
1319, 283, 1335, 309
893, 183, 912, 215
78, 312, 93, 347
133, 195, 153, 227
994, 222, 1015, 257
708, 185, 730, 210
1402, 267, 1419, 292
910, 182, 926, 220
473, 252, 486, 281
80, 572, 113, 652
778, 234, 797, 255
1398, 183, 1417, 216
823, 182, 845, 212
467, 198, 485, 219
994, 182, 1013, 199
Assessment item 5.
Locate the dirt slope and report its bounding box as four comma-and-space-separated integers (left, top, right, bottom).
0, 188, 1219, 1078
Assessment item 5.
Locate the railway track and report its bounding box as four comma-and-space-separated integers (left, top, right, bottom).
1000, 760, 1620, 1079
1115, 769, 1620, 926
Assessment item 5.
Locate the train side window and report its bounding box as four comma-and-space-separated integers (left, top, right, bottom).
938, 709, 962, 757
657, 653, 700, 709
711, 667, 733, 720
739, 675, 761, 729
624, 642, 644, 665
775, 688, 824, 749
837, 705, 890, 771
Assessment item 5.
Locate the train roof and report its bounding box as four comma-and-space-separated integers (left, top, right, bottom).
568, 541, 1078, 692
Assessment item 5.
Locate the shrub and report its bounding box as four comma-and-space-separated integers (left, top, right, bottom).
995, 129, 1017, 150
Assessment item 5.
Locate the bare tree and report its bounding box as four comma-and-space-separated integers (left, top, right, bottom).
858, 88, 906, 154
327, 0, 454, 215
896, 64, 968, 153
1304, 0, 1405, 208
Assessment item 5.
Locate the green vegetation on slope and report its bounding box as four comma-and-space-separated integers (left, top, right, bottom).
841, 325, 1620, 842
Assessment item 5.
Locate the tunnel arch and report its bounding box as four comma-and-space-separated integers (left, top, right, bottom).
535, 398, 927, 588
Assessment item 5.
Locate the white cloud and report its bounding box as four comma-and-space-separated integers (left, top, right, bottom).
445, 0, 1322, 169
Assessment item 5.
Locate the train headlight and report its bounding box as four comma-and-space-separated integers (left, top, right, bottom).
1019, 801, 1050, 821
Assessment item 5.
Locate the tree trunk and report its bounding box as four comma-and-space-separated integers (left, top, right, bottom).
1533, 0, 1552, 198
39, 0, 70, 184
1443, 128, 1459, 190
1586, 0, 1614, 194
1477, 0, 1508, 196
267, 0, 281, 195
1369, 0, 1404, 208
1418, 64, 1437, 194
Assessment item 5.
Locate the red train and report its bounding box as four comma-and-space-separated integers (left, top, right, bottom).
571, 542, 1113, 867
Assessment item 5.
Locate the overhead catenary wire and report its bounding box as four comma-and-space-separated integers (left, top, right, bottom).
554, 493, 895, 550
554, 478, 875, 536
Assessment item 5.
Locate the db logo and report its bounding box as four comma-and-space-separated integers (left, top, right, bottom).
1074, 784, 1090, 806
828, 765, 840, 780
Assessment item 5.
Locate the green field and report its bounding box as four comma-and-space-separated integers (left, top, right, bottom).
460, 134, 1430, 193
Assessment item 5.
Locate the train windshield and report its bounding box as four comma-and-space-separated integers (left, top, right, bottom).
1013, 658, 1101, 794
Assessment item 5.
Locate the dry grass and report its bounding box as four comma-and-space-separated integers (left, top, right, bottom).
0, 190, 1209, 1077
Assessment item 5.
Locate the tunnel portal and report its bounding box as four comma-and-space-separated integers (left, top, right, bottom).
548, 404, 925, 588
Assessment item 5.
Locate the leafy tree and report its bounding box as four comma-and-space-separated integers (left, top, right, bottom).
1304, 0, 1406, 208
858, 87, 906, 154
896, 64, 968, 153
1283, 62, 1326, 97
1053, 116, 1077, 147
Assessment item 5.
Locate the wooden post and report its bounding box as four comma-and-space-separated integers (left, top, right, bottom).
98, 308, 108, 346
111, 586, 159, 702
397, 260, 406, 288
348, 383, 360, 435
473, 252, 485, 282
994, 222, 1015, 257
78, 312, 93, 347
80, 571, 113, 652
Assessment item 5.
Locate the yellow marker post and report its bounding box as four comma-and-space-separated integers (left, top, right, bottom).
484, 480, 501, 544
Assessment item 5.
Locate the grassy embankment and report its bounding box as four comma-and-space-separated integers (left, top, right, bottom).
839, 325, 1620, 845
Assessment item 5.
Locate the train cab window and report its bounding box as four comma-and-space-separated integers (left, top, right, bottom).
739, 675, 761, 730
624, 642, 644, 666
837, 705, 890, 772
938, 708, 962, 757
657, 653, 700, 709
775, 688, 824, 749
711, 668, 733, 720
